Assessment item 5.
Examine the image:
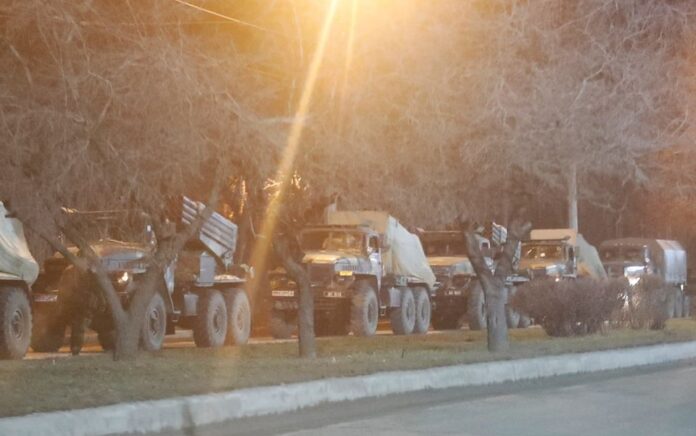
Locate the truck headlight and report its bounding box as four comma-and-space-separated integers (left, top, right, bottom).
628, 276, 641, 286
117, 272, 131, 286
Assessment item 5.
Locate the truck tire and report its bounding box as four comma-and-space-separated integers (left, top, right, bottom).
0, 288, 32, 359
431, 312, 460, 330
467, 281, 486, 330
350, 281, 379, 337
140, 293, 167, 351
390, 288, 416, 335
412, 287, 431, 334
270, 310, 296, 339
224, 289, 251, 345
30, 306, 65, 353
193, 290, 228, 348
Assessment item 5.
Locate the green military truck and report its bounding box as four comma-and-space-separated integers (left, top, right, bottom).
31, 197, 251, 352
0, 202, 39, 359
269, 211, 436, 338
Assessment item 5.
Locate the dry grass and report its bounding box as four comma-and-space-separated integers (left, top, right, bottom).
2, 320, 696, 417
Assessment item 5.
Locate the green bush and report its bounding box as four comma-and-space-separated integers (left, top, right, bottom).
511, 278, 624, 337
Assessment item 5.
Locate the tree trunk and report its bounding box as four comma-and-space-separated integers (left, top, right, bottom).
484, 289, 508, 352
462, 217, 531, 353
568, 162, 578, 231
273, 236, 316, 358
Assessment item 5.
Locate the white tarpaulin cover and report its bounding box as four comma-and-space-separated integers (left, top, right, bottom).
327, 211, 436, 289
0, 203, 39, 284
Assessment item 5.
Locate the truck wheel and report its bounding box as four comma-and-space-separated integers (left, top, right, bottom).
30, 306, 65, 353
225, 289, 251, 345
193, 290, 228, 348
390, 288, 416, 335
431, 312, 460, 330
140, 293, 167, 351
0, 288, 32, 359
505, 306, 521, 329
467, 281, 486, 330
413, 287, 431, 334
270, 310, 296, 339
350, 281, 379, 337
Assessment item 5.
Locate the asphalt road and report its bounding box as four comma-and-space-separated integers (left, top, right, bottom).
167, 361, 696, 436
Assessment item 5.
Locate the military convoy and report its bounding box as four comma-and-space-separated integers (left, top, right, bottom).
2, 195, 695, 360
269, 211, 435, 338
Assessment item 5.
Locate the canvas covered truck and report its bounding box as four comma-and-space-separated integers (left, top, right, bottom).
420, 230, 490, 330
30, 197, 251, 352
269, 211, 436, 338
518, 228, 606, 281
0, 202, 39, 359
600, 238, 688, 317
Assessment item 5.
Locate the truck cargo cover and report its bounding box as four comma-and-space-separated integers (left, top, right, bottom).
328, 211, 436, 289
0, 203, 39, 284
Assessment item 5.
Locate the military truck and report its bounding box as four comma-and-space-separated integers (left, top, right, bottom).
31, 197, 251, 352
420, 230, 488, 330
600, 238, 688, 317
269, 211, 435, 338
0, 203, 39, 359
518, 229, 606, 281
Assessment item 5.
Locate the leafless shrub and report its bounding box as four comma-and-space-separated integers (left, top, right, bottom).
615, 276, 671, 330
512, 278, 624, 337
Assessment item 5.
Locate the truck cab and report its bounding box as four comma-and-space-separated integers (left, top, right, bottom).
519, 239, 577, 280
420, 230, 487, 330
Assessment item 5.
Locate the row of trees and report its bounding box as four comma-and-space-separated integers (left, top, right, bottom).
1, 0, 695, 358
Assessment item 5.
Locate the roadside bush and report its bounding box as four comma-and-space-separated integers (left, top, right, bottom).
617, 275, 670, 330
511, 278, 624, 337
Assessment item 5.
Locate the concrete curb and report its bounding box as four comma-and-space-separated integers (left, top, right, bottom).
4, 340, 696, 436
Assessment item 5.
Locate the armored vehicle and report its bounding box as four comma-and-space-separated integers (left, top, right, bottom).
600, 238, 688, 317
269, 211, 435, 338
31, 197, 251, 352
0, 203, 39, 359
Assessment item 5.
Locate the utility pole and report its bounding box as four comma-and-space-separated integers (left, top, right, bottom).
568, 162, 578, 231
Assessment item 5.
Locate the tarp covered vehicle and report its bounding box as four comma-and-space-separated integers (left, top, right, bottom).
0, 202, 39, 359
519, 229, 607, 280
269, 211, 435, 338
31, 197, 251, 352
600, 238, 688, 317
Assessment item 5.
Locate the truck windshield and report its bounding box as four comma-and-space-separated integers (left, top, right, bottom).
601, 247, 645, 263
423, 240, 467, 256
67, 211, 153, 245
301, 230, 363, 252
522, 243, 562, 260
